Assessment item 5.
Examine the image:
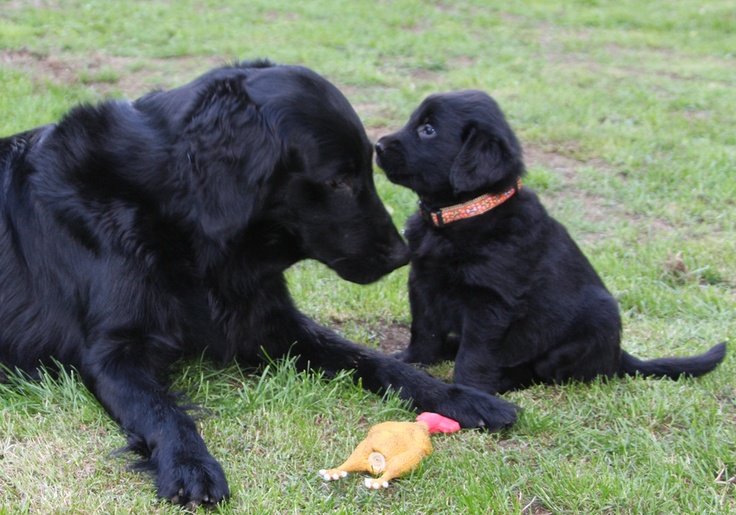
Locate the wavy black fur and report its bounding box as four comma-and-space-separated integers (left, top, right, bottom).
1, 63, 520, 507
376, 90, 726, 395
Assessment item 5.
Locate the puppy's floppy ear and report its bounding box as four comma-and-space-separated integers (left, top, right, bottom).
450, 124, 523, 194
173, 77, 281, 241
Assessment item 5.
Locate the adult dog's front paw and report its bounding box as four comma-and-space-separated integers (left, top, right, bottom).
431, 384, 520, 431
156, 452, 230, 508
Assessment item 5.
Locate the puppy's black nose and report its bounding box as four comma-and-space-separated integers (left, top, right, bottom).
375, 140, 384, 155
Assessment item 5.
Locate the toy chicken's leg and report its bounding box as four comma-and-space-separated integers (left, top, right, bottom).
364, 448, 427, 490
319, 439, 376, 481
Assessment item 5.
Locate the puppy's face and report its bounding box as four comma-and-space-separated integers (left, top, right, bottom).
375, 90, 524, 204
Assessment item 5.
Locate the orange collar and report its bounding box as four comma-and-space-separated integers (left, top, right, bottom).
419, 179, 521, 227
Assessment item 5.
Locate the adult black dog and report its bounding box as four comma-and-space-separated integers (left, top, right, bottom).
0, 65, 519, 507
375, 89, 726, 396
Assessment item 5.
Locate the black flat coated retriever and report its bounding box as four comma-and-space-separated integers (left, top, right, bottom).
0, 65, 519, 507
375, 90, 726, 396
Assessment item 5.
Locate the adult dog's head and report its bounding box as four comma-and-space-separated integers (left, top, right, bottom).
135, 60, 408, 283
375, 90, 525, 205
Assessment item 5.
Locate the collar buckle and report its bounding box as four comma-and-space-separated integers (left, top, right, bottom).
418, 200, 445, 227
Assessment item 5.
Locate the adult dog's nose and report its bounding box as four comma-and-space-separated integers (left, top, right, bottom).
374, 140, 385, 155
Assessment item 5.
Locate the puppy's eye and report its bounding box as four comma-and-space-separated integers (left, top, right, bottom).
418, 124, 436, 139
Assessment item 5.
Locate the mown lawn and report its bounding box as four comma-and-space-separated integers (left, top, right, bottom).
1, 1, 734, 513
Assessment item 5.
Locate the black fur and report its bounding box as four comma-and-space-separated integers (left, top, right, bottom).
0, 66, 519, 506
375, 90, 726, 396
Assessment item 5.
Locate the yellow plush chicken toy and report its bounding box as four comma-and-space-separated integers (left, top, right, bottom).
319, 412, 461, 489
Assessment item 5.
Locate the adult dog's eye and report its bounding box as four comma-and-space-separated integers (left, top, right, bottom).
418, 124, 436, 138
327, 179, 351, 191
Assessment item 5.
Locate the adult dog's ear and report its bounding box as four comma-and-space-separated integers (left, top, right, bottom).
450, 124, 522, 194
174, 77, 281, 241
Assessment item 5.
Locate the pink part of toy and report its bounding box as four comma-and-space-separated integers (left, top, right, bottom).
416, 412, 461, 434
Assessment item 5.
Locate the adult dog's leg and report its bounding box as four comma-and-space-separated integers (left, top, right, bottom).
79, 342, 229, 507
267, 311, 520, 431
226, 277, 519, 430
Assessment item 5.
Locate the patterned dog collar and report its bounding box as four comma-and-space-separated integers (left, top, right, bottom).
418, 179, 522, 227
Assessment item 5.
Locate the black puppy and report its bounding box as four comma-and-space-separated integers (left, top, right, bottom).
0, 67, 519, 507
375, 90, 726, 395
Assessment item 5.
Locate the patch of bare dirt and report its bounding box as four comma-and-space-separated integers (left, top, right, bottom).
1, 49, 224, 97
3, 1, 62, 9
522, 144, 674, 242
515, 493, 554, 515
410, 68, 442, 82
448, 55, 476, 69
522, 145, 624, 237
536, 29, 736, 87
331, 319, 410, 355
371, 321, 411, 355
522, 144, 610, 183
2, 49, 80, 86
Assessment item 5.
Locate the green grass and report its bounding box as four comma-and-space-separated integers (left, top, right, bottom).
1, 0, 735, 513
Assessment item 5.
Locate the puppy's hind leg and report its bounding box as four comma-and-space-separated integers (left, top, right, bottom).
533, 291, 622, 384
495, 364, 541, 394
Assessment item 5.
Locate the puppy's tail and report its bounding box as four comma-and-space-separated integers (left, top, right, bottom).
618, 341, 727, 379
